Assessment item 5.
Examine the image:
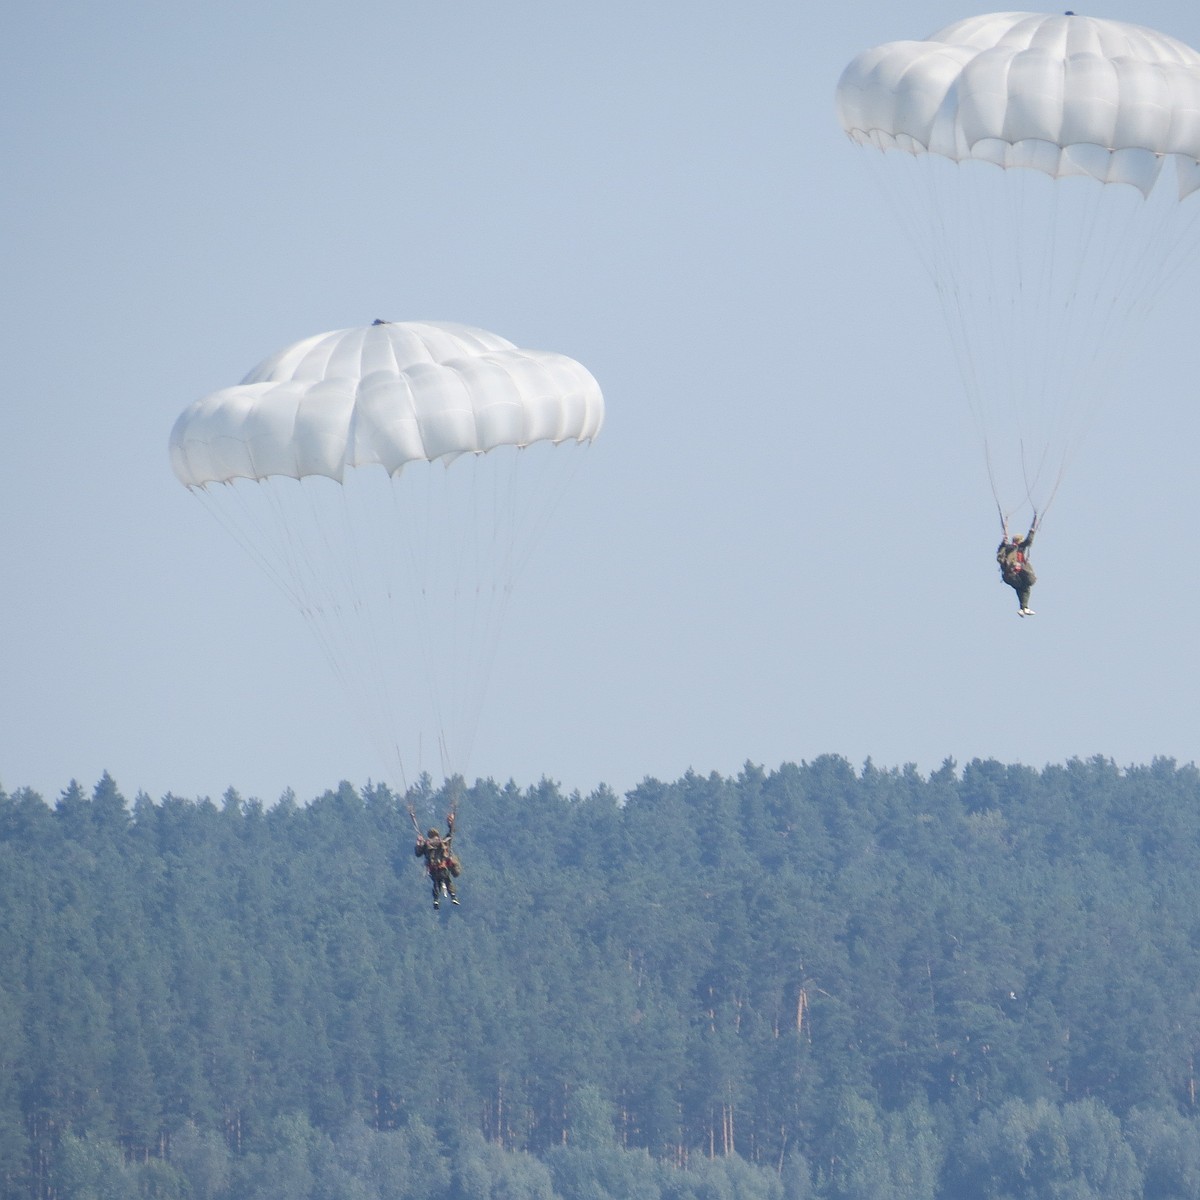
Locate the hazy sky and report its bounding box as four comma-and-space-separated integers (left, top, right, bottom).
6, 0, 1200, 806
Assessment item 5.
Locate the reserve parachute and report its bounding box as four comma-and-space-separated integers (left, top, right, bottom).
170, 319, 603, 788
836, 12, 1200, 519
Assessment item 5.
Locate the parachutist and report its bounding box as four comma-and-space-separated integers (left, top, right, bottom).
414, 812, 461, 909
997, 516, 1038, 616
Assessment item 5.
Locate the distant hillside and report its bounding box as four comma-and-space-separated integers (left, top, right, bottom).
2, 756, 1199, 1199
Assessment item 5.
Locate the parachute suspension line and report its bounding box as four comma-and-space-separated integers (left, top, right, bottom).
442, 456, 489, 780
445, 773, 464, 828
196, 472, 418, 787
921, 156, 1046, 511
435, 458, 465, 780
946, 165, 1016, 509
983, 439, 1029, 529
905, 155, 992, 464
197, 475, 354, 695
455, 453, 502, 781
455, 447, 519, 782
1120, 173, 1197, 307
384, 449, 525, 785
867, 150, 1018, 511
1026, 169, 1070, 496
984, 441, 1009, 524
198, 477, 310, 615
1151, 181, 1200, 298
445, 451, 511, 782
292, 473, 411, 794
986, 166, 1082, 510
1007, 168, 1144, 510
508, 440, 591, 580
451, 441, 591, 783
861, 147, 986, 435
281, 478, 365, 724
1018, 435, 1062, 524
1041, 176, 1169, 500
330, 470, 413, 794
987, 440, 1055, 533
1039, 178, 1146, 500
390, 461, 449, 781
1036, 457, 1066, 524
1048, 175, 1139, 510
893, 153, 1185, 516
939, 161, 1028, 496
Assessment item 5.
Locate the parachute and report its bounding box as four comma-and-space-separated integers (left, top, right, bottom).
836, 12, 1200, 519
170, 319, 603, 788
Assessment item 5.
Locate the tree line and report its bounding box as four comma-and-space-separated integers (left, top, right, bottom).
3, 755, 1200, 1198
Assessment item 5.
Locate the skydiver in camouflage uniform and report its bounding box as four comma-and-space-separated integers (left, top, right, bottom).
997, 515, 1038, 617
414, 813, 460, 909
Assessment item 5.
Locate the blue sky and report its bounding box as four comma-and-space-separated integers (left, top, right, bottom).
5, 0, 1200, 805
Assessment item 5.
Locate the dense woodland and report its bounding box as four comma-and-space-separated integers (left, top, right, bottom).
4, 756, 1200, 1198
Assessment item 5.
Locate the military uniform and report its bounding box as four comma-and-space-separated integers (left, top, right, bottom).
997, 524, 1037, 615
415, 823, 460, 909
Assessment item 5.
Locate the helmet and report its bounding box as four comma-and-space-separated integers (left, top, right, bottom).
1012, 534, 1023, 544
427, 828, 440, 838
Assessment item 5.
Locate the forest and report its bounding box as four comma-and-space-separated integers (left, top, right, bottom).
3, 755, 1200, 1199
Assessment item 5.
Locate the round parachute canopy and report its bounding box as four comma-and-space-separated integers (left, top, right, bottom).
170, 320, 603, 788
836, 11, 1200, 196
170, 319, 604, 486
835, 12, 1200, 517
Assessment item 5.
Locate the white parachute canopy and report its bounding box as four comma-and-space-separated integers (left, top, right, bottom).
170, 320, 604, 788
836, 12, 1200, 517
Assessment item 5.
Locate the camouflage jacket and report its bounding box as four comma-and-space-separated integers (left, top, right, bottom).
997, 526, 1036, 583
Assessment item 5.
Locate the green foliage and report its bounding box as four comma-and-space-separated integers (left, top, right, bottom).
952, 1096, 1143, 1199
52, 1131, 188, 1200
169, 1121, 230, 1200
543, 1141, 661, 1200
4, 758, 1200, 1198
566, 1085, 615, 1152
1126, 1106, 1200, 1200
